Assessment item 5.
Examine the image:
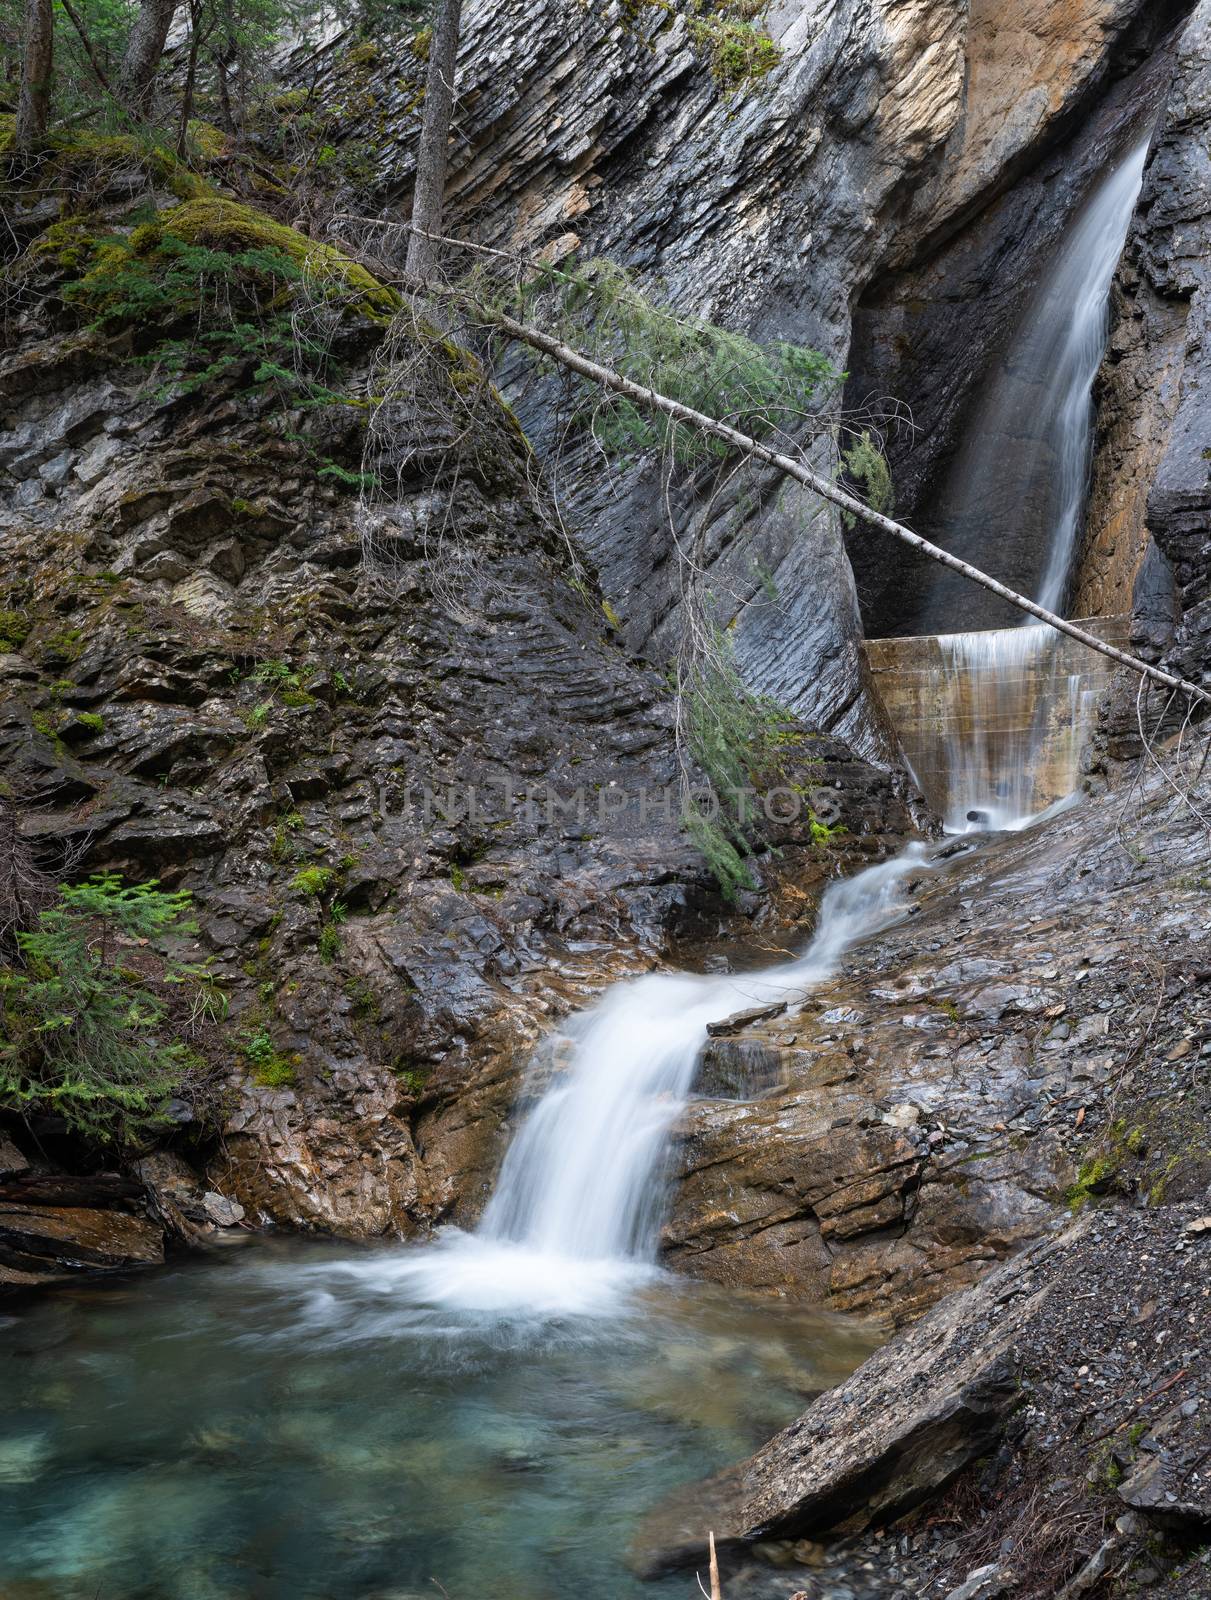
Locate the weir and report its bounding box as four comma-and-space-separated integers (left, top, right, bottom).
863, 616, 1131, 830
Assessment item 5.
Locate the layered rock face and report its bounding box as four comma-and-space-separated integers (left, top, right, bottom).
0, 154, 915, 1251
310, 0, 1189, 741
660, 766, 1211, 1325
1081, 0, 1211, 690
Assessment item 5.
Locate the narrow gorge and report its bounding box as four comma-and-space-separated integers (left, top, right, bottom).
1, 3, 1210, 1599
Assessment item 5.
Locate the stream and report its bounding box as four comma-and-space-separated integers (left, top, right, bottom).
0, 1244, 876, 1600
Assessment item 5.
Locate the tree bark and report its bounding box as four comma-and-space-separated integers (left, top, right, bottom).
175, 0, 207, 158
117, 0, 179, 115
14, 0, 53, 150
405, 0, 461, 281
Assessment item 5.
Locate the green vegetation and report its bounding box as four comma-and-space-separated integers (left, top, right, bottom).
270, 811, 306, 862
0, 609, 30, 652
240, 1026, 296, 1088
57, 204, 390, 406
513, 257, 838, 464
679, 630, 827, 899
289, 866, 334, 896
687, 11, 780, 88
394, 1063, 429, 1096
0, 874, 220, 1146
839, 431, 894, 529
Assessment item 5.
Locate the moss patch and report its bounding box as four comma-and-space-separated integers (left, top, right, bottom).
153, 198, 398, 317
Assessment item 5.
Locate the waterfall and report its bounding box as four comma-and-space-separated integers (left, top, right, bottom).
400, 846, 926, 1318
935, 624, 1096, 833
929, 136, 1149, 831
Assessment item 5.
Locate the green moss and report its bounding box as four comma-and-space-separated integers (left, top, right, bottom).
290, 866, 334, 896
41, 628, 83, 667
155, 198, 398, 317
241, 1025, 297, 1087
345, 977, 380, 1020
318, 923, 341, 963
252, 1057, 296, 1088
185, 121, 227, 160
29, 217, 101, 274
42, 132, 212, 202
0, 609, 30, 652
395, 1063, 430, 1096
410, 26, 432, 59
74, 712, 105, 733
1067, 1153, 1114, 1212
687, 15, 780, 88
239, 702, 272, 731
279, 688, 316, 708
270, 812, 305, 862
450, 864, 468, 892
268, 88, 311, 114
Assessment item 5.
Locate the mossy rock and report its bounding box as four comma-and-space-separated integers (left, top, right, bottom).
185, 121, 228, 161
153, 198, 399, 317
38, 132, 212, 202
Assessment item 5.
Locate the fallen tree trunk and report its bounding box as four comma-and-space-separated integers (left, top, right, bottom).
481, 302, 1209, 708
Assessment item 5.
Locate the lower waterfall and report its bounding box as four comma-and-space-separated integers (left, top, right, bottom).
391, 844, 927, 1318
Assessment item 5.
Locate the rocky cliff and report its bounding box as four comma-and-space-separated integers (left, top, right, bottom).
0, 130, 914, 1276
301, 0, 1198, 737
3, 0, 1211, 1302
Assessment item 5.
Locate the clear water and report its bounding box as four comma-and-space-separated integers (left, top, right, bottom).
0, 1240, 880, 1600
0, 849, 926, 1598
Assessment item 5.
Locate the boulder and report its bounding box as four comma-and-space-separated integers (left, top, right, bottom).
0, 1201, 164, 1282
632, 1232, 1064, 1576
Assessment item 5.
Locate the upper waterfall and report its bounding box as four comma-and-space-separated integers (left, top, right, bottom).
917, 136, 1151, 634
899, 134, 1151, 830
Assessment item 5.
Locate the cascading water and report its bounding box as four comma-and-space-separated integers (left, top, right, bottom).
934, 624, 1099, 833
391, 844, 928, 1318
931, 136, 1150, 831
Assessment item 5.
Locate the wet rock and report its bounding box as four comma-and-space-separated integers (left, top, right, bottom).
0, 1202, 163, 1280
944, 1564, 1009, 1600
707, 1002, 788, 1037
633, 1233, 1057, 1576
200, 1191, 246, 1228
1117, 1449, 1211, 1531
0, 1137, 30, 1177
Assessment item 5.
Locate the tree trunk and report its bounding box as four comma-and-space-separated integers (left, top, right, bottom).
117, 0, 178, 115
14, 0, 53, 150
175, 0, 203, 158
405, 0, 461, 281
